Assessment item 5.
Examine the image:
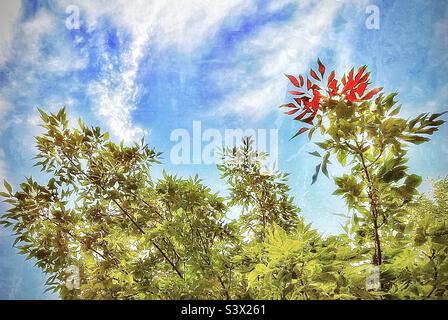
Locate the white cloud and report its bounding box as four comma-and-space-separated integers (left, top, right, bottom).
53, 0, 255, 142
67, 0, 255, 52
0, 0, 21, 67
88, 78, 148, 143
213, 0, 365, 120
265, 0, 300, 13
0, 6, 88, 147
1, 0, 258, 144
0, 0, 364, 142
17, 10, 88, 73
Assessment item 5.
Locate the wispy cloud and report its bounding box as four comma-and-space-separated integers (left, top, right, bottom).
57, 0, 255, 142
214, 0, 342, 119
0, 7, 89, 160
14, 9, 88, 73
213, 0, 366, 121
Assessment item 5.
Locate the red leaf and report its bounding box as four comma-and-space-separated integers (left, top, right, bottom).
302, 117, 315, 125
348, 68, 354, 82
362, 87, 383, 100
355, 66, 367, 82
355, 82, 368, 97
299, 75, 304, 87
304, 100, 312, 111
359, 73, 369, 83
310, 69, 320, 81
346, 91, 357, 102
285, 74, 300, 87
294, 110, 309, 121
310, 91, 321, 112
279, 103, 296, 108
284, 108, 300, 115
302, 111, 317, 125
328, 79, 337, 90
328, 90, 337, 98
327, 70, 335, 85
290, 127, 309, 140
293, 97, 304, 105
343, 70, 357, 94
307, 78, 312, 91
328, 79, 339, 97
308, 126, 316, 140
289, 91, 305, 95
318, 59, 325, 77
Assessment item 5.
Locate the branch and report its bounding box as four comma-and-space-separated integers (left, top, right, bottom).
59, 149, 184, 279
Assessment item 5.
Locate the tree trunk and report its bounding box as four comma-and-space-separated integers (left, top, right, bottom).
371, 206, 382, 265
359, 151, 383, 265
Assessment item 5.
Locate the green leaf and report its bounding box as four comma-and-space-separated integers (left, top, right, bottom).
321, 152, 330, 178
312, 164, 321, 185
353, 214, 359, 225
389, 106, 401, 116
37, 108, 49, 122
308, 151, 321, 158
3, 180, 12, 194
56, 107, 66, 121
402, 135, 430, 145
408, 113, 427, 130
77, 116, 85, 129
429, 111, 447, 121
382, 165, 407, 183
315, 141, 329, 150
337, 150, 347, 166
405, 174, 422, 188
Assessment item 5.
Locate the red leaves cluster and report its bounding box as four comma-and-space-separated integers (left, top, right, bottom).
281, 59, 382, 139
339, 66, 382, 102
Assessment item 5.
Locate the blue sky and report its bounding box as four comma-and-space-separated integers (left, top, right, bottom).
0, 0, 447, 299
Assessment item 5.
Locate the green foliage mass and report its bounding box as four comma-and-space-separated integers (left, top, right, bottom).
311, 92, 446, 267
0, 91, 447, 299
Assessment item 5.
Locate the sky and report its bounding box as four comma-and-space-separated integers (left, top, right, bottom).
0, 0, 447, 299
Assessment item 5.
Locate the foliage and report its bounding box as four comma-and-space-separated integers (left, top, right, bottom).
281, 60, 445, 267
218, 137, 300, 240
382, 178, 448, 299
0, 109, 235, 299
0, 61, 447, 300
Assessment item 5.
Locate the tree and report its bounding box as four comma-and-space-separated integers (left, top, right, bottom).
0, 108, 236, 299
0, 61, 447, 300
280, 60, 445, 266
383, 178, 448, 299
218, 137, 300, 240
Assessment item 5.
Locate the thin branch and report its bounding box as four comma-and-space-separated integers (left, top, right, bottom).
59, 149, 184, 279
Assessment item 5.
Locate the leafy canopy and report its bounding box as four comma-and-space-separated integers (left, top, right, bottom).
1, 60, 447, 299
